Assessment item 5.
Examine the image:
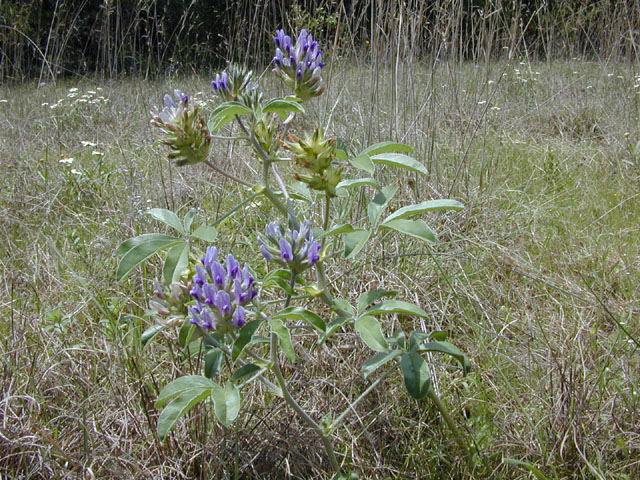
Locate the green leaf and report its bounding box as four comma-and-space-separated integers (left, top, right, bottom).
162, 242, 189, 285
415, 340, 472, 374
273, 306, 325, 332
364, 300, 429, 319
332, 298, 355, 316
387, 329, 406, 349
367, 185, 398, 226
348, 153, 375, 174
263, 269, 296, 295
232, 319, 263, 362
382, 199, 464, 224
400, 352, 431, 399
318, 223, 359, 239
115, 235, 182, 281
361, 141, 413, 156
204, 348, 225, 379
208, 101, 252, 131
114, 233, 180, 257
379, 219, 437, 243
362, 350, 402, 379
178, 320, 193, 348
263, 98, 305, 119
157, 387, 213, 440
211, 382, 241, 427
191, 225, 218, 242
288, 181, 313, 202
370, 153, 427, 176
336, 178, 380, 191
156, 375, 217, 407
230, 363, 263, 384
145, 208, 186, 235
355, 316, 388, 352
357, 289, 398, 316
183, 208, 198, 233
141, 324, 166, 346
343, 229, 372, 259
319, 316, 352, 344
270, 318, 296, 363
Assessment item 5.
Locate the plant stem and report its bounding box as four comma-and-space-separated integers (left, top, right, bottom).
323, 189, 331, 231
269, 330, 341, 473
427, 385, 474, 470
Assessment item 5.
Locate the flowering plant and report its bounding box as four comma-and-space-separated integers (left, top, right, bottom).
116, 28, 471, 478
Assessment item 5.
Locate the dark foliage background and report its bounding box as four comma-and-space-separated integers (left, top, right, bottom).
1, 0, 639, 81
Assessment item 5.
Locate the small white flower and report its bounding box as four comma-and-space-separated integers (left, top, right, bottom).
0, 99, 8, 103
478, 100, 487, 105
59, 157, 75, 165
490, 105, 501, 111
69, 87, 78, 92
92, 150, 104, 156
70, 169, 83, 175
81, 141, 97, 147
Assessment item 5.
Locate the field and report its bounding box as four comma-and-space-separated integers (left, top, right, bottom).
1, 58, 639, 479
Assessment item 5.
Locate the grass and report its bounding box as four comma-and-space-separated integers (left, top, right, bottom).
1, 58, 639, 479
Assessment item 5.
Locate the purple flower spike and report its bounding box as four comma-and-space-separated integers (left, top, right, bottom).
226, 254, 239, 278
203, 283, 217, 306
279, 238, 293, 261
214, 290, 231, 314
163, 93, 175, 108
307, 241, 322, 265
211, 261, 226, 286
232, 306, 246, 328
194, 265, 207, 286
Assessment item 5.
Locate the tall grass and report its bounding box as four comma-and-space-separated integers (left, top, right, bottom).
1, 1, 639, 82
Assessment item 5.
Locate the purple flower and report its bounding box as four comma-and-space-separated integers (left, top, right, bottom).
279, 238, 293, 261
259, 219, 322, 273
188, 249, 257, 333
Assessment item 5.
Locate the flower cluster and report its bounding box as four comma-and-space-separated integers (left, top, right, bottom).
286, 127, 342, 195
259, 220, 322, 274
211, 64, 257, 104
188, 247, 257, 333
273, 29, 325, 101
151, 89, 211, 166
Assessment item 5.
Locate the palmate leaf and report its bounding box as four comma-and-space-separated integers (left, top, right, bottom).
362, 350, 402, 379
162, 242, 189, 285
273, 306, 326, 332
370, 152, 427, 175
381, 199, 464, 224
360, 141, 413, 156
157, 387, 214, 440
263, 97, 305, 119
270, 318, 296, 363
367, 185, 398, 226
145, 208, 186, 235
400, 351, 431, 399
355, 316, 388, 352
364, 300, 429, 319
115, 234, 183, 281
211, 382, 241, 427
379, 219, 437, 243
156, 375, 218, 408
191, 225, 218, 242
208, 101, 252, 131
343, 229, 371, 259
357, 289, 398, 317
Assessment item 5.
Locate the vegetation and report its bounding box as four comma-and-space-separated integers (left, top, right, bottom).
1, 2, 640, 479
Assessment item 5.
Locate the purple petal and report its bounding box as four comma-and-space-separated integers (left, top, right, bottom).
214, 290, 231, 314
279, 238, 293, 261
232, 306, 246, 328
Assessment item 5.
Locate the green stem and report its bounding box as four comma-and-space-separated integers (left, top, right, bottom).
270, 330, 341, 473
427, 385, 473, 470
323, 189, 331, 231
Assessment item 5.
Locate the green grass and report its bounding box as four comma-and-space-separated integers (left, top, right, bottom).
1, 60, 639, 479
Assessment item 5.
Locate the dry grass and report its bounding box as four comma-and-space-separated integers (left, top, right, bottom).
1, 58, 639, 479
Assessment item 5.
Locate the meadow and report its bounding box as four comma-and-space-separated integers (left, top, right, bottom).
1, 57, 639, 479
